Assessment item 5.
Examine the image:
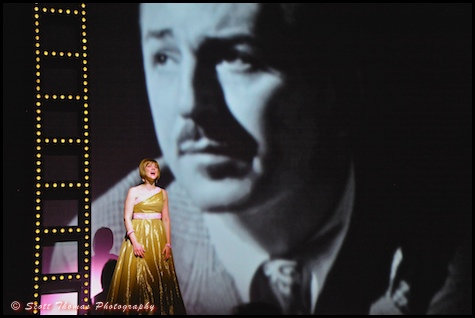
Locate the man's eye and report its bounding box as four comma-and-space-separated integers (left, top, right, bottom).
219, 51, 263, 73
154, 53, 169, 65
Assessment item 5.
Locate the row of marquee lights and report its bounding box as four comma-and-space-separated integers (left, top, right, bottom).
33, 3, 91, 315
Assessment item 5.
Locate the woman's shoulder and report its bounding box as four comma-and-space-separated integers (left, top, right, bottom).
131, 184, 142, 190
129, 185, 143, 194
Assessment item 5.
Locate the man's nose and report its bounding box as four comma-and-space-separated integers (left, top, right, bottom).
177, 55, 221, 118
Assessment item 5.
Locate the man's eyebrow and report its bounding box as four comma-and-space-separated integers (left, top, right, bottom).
143, 29, 258, 48
206, 34, 257, 46
144, 28, 173, 41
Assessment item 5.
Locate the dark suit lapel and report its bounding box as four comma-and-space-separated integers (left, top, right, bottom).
313, 162, 398, 314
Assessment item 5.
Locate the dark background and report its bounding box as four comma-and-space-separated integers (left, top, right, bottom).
4, 3, 471, 315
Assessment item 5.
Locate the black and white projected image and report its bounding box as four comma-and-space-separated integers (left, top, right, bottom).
46, 3, 471, 315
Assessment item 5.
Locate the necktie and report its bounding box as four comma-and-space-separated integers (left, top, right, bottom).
249, 259, 311, 315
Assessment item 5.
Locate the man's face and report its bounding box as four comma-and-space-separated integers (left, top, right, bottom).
140, 3, 317, 211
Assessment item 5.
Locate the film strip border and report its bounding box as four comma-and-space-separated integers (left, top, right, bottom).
32, 3, 91, 315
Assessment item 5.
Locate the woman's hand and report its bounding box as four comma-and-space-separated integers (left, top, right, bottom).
162, 244, 171, 261
133, 242, 146, 258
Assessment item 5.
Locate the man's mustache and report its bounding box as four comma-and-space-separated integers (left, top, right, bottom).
178, 120, 205, 145
176, 119, 258, 161
177, 121, 223, 154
